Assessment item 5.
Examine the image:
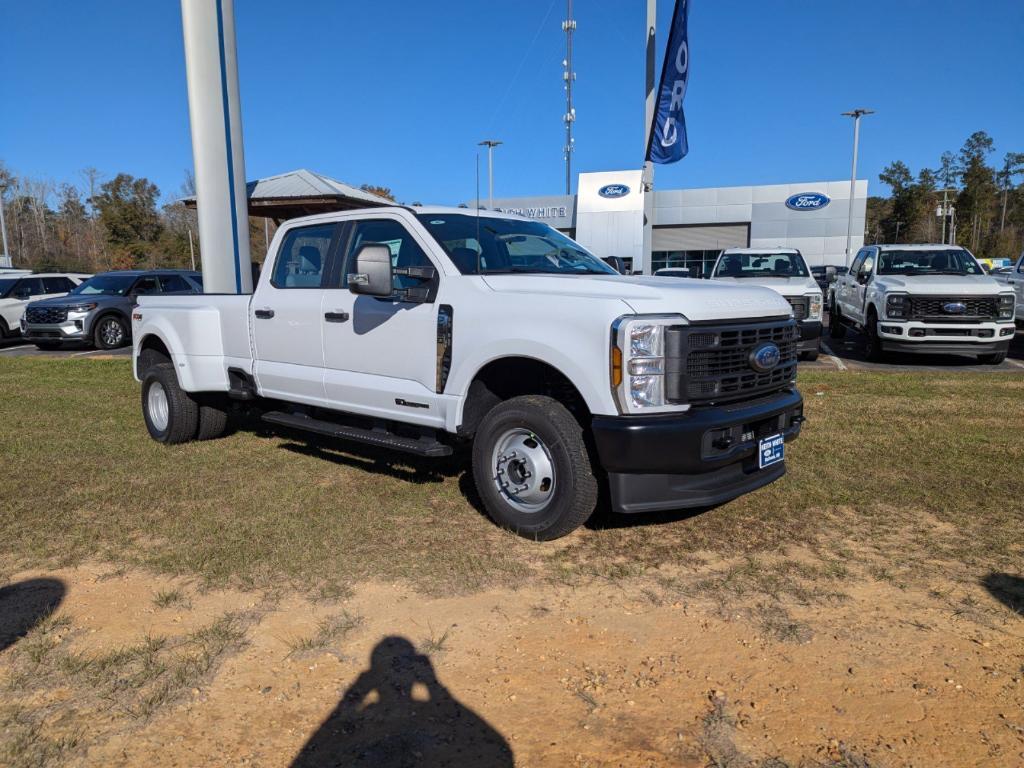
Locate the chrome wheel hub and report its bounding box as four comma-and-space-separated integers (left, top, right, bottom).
148, 381, 169, 432
100, 318, 124, 346
491, 428, 555, 513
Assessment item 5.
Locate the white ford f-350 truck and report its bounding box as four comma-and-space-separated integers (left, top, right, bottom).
830, 244, 1016, 363
132, 207, 805, 540
991, 251, 1024, 324
708, 248, 823, 361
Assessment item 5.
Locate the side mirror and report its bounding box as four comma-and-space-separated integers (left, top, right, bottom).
601, 256, 625, 274
825, 266, 837, 283
348, 244, 394, 297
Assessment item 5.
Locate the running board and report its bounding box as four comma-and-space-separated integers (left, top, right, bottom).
261, 411, 453, 457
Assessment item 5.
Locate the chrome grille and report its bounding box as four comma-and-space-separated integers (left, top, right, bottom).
25, 306, 67, 324
664, 319, 799, 405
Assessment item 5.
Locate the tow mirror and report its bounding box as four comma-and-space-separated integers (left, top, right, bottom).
825, 266, 837, 283
348, 244, 394, 297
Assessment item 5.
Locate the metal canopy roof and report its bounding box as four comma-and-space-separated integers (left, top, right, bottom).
184, 169, 393, 220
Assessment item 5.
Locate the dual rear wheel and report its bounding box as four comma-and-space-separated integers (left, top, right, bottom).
142, 363, 229, 444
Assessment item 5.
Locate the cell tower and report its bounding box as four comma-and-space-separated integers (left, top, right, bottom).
562, 0, 576, 195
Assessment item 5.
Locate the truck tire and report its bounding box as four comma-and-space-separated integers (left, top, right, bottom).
0, 318, 8, 338
34, 341, 62, 351
863, 308, 885, 362
472, 395, 598, 541
828, 303, 846, 339
978, 351, 1007, 365
196, 396, 230, 440
93, 314, 129, 349
142, 363, 199, 444
800, 349, 820, 362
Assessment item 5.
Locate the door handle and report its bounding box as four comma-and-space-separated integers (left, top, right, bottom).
324, 311, 350, 323
254, 308, 275, 319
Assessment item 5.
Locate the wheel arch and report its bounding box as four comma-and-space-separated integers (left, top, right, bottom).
457, 355, 591, 437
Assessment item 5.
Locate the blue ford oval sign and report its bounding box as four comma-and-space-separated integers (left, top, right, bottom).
598, 184, 630, 199
785, 192, 830, 211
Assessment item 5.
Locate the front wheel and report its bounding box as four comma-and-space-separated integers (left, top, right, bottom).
863, 312, 886, 362
142, 363, 199, 444
829, 303, 847, 339
472, 395, 598, 541
800, 349, 820, 362
978, 351, 1007, 365
93, 315, 129, 349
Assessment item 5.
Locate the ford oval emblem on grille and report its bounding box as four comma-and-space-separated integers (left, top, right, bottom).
942, 302, 967, 314
749, 342, 781, 373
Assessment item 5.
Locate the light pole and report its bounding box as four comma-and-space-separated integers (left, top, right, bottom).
478, 140, 502, 209
841, 108, 874, 268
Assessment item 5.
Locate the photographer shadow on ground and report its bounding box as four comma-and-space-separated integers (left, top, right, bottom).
982, 573, 1024, 616
0, 577, 66, 653
291, 636, 513, 768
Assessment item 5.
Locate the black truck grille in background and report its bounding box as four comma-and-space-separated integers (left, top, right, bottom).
908, 296, 998, 322
785, 296, 808, 321
664, 319, 798, 405
25, 306, 67, 324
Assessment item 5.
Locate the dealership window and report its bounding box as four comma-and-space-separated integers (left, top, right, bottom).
651, 249, 722, 278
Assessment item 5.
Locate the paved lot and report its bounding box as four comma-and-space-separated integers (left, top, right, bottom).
3, 324, 1023, 372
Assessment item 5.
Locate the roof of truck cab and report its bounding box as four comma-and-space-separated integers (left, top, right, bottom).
720, 248, 800, 255
869, 244, 968, 251
280, 205, 531, 227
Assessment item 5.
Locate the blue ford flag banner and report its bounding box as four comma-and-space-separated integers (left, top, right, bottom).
646, 0, 690, 164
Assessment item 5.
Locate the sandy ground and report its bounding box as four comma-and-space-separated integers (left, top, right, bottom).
1, 564, 1022, 768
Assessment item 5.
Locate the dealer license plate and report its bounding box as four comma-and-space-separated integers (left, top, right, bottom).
758, 434, 785, 469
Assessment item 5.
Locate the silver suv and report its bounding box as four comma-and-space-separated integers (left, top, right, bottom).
21, 269, 202, 350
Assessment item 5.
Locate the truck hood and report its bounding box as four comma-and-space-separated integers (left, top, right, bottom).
480, 274, 792, 322
874, 275, 1011, 295
712, 275, 820, 297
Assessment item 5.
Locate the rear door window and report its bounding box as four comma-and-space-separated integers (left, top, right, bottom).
43, 277, 74, 293
158, 274, 192, 293
271, 224, 337, 288
132, 276, 161, 295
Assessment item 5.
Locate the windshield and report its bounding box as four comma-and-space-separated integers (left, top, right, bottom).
415, 214, 617, 276
713, 251, 809, 278
0, 279, 18, 298
70, 274, 136, 296
877, 249, 984, 276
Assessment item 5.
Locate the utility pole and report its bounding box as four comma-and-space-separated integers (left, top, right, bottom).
562, 0, 576, 195
641, 0, 656, 276
0, 189, 9, 265
841, 108, 874, 267
188, 227, 196, 271
478, 140, 502, 209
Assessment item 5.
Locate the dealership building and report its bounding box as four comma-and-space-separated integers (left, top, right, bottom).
485, 170, 868, 276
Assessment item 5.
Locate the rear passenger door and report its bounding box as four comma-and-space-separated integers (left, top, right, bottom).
252, 222, 341, 406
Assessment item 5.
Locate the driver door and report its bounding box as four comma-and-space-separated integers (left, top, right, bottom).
850, 253, 874, 323
322, 215, 445, 426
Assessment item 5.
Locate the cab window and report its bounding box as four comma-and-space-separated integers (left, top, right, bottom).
43, 277, 74, 293
343, 218, 432, 290
271, 224, 336, 288
158, 274, 192, 293
848, 252, 866, 277
132, 276, 161, 295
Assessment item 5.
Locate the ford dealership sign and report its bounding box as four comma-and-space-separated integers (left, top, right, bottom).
598, 184, 631, 199
785, 192, 830, 211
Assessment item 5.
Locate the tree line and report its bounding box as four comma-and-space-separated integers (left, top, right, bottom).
866, 130, 1024, 259
0, 165, 403, 275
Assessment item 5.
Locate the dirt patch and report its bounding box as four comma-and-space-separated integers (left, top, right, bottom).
1, 565, 1021, 767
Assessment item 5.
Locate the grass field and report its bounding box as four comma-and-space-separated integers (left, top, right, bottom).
1, 358, 1022, 604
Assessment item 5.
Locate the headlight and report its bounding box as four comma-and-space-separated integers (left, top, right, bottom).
885, 293, 909, 320
807, 293, 823, 321
67, 303, 97, 313
998, 294, 1015, 320
611, 315, 686, 414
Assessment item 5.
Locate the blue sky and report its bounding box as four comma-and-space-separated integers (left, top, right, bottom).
2, 1, 1022, 206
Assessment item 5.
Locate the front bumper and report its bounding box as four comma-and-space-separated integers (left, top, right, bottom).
591, 387, 803, 514
798, 320, 821, 353
876, 320, 1015, 355
20, 313, 91, 341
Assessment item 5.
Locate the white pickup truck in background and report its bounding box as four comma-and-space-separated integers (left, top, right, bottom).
991, 251, 1024, 324
708, 248, 823, 361
829, 244, 1016, 363
132, 207, 805, 540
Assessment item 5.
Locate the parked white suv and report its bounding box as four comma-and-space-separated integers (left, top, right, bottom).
131, 207, 806, 540
830, 244, 1016, 363
991, 251, 1024, 324
708, 249, 822, 360
0, 272, 91, 340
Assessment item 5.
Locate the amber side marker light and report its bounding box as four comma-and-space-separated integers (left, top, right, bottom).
610, 345, 622, 387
